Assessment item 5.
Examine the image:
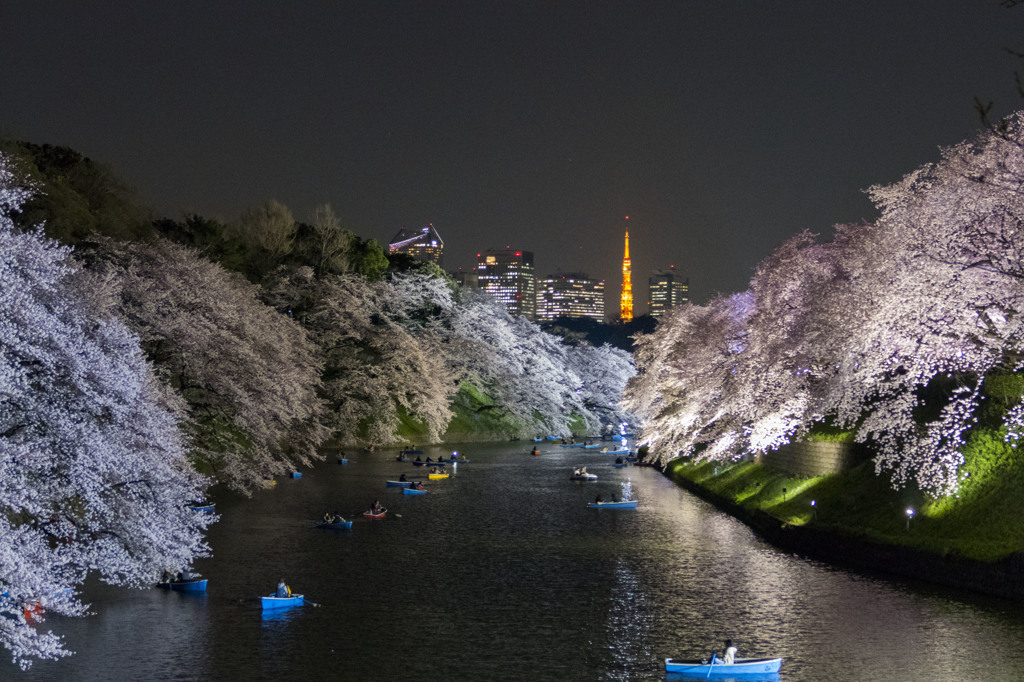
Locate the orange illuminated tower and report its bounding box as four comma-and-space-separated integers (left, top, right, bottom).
620, 228, 633, 321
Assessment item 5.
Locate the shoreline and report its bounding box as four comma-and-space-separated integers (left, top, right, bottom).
666, 469, 1024, 603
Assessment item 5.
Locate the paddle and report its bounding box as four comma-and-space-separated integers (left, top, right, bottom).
706, 653, 716, 678
302, 598, 321, 607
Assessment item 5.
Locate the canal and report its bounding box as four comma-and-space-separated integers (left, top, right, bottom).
11, 441, 1024, 680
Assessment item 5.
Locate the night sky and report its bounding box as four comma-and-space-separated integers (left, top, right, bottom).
3, 2, 1023, 313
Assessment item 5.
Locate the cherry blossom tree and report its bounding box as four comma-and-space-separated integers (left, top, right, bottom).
0, 155, 210, 667
627, 112, 1024, 495
80, 238, 328, 495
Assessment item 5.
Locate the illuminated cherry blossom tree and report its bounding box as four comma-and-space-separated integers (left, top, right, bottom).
626, 112, 1024, 494
0, 155, 210, 667
81, 238, 329, 495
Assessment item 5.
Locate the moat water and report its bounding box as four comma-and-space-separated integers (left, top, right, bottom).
10, 441, 1024, 680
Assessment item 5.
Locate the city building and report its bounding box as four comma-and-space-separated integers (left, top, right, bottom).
648, 266, 689, 317
476, 248, 536, 320
620, 231, 633, 321
449, 268, 480, 289
536, 273, 605, 322
387, 224, 444, 265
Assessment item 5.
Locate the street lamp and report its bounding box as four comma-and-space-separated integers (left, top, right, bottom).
906, 507, 914, 531
810, 499, 816, 520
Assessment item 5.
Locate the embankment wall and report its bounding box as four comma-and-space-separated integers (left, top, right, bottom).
668, 471, 1024, 602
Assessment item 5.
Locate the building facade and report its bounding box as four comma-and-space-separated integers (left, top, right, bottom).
536, 273, 605, 322
476, 249, 536, 320
648, 266, 689, 317
388, 224, 444, 265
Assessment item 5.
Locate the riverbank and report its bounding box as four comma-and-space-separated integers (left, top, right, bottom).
663, 450, 1024, 602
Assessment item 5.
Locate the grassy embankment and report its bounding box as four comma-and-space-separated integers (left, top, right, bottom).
664, 426, 1024, 562
396, 382, 588, 443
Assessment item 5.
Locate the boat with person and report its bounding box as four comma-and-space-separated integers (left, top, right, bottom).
261, 594, 305, 610
385, 480, 413, 487
188, 503, 216, 513
403, 486, 427, 495
363, 508, 387, 519
587, 499, 638, 509
315, 519, 353, 529
428, 472, 449, 480
157, 577, 208, 592
569, 467, 598, 481
559, 442, 585, 448
664, 656, 782, 676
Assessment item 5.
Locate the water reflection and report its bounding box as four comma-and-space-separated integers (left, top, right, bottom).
10, 441, 1024, 680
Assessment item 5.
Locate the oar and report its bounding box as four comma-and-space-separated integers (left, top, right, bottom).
706, 653, 716, 679
302, 597, 321, 607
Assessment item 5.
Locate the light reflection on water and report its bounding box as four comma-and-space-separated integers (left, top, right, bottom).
9, 441, 1024, 680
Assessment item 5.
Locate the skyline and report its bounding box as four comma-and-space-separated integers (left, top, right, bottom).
3, 3, 1024, 313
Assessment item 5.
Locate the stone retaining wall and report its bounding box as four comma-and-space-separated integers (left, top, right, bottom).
669, 472, 1024, 602
759, 440, 868, 477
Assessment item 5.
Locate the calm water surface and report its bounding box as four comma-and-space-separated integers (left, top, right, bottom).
11, 442, 1024, 681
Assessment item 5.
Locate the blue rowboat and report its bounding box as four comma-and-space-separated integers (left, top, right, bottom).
664, 657, 782, 676
401, 448, 424, 455
546, 436, 561, 440
188, 504, 215, 513
533, 437, 543, 442
605, 449, 629, 455
583, 444, 600, 449
612, 462, 629, 468
290, 472, 302, 478
403, 487, 427, 495
315, 520, 353, 529
385, 480, 413, 487
587, 500, 638, 509
570, 472, 598, 481
261, 594, 304, 610
337, 457, 348, 464
559, 443, 585, 448
157, 578, 208, 592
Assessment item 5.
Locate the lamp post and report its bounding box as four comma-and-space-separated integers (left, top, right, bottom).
810, 499, 816, 520
906, 507, 914, 531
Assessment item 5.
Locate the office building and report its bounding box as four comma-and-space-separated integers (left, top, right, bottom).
388, 224, 444, 265
537, 273, 605, 322
648, 266, 689, 317
476, 249, 536, 320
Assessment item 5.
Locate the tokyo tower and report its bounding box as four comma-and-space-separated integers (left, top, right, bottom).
620, 229, 633, 321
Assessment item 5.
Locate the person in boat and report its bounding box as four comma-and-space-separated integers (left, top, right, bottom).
425, 456, 433, 463
594, 494, 602, 503
580, 466, 587, 474
181, 569, 193, 581
415, 456, 422, 462
160, 568, 174, 583
531, 447, 540, 455
720, 639, 737, 665
399, 473, 408, 482
615, 456, 624, 464
370, 499, 382, 514
332, 511, 346, 523
323, 511, 333, 522
276, 579, 291, 598
572, 467, 580, 477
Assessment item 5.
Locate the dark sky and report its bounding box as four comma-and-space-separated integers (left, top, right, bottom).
3, 2, 1023, 314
